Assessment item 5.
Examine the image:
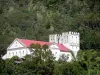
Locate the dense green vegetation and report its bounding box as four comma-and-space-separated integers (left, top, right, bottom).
0, 0, 100, 75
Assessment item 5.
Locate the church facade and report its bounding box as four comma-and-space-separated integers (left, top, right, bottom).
2, 31, 80, 62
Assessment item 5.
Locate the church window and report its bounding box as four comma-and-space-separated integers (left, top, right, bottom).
9, 53, 11, 57
76, 37, 77, 43
67, 36, 68, 42
54, 52, 57, 56
72, 36, 73, 39
23, 51, 24, 54
67, 55, 69, 60
62, 39, 63, 43
15, 42, 17, 47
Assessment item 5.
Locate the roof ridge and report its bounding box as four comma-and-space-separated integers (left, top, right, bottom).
18, 38, 65, 44
18, 38, 49, 43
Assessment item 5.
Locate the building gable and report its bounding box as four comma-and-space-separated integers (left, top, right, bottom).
7, 38, 26, 50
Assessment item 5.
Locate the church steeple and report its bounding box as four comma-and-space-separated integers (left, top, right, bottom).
49, 31, 80, 57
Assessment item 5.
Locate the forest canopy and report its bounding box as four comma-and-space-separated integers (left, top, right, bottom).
0, 0, 100, 74
0, 0, 100, 55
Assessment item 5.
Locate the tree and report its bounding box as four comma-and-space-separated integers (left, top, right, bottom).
77, 50, 100, 75
21, 43, 55, 75
59, 54, 69, 62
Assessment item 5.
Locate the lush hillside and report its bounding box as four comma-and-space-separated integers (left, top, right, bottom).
0, 0, 100, 74
0, 0, 100, 55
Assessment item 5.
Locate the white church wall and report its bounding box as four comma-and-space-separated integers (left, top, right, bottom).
3, 48, 30, 59
2, 54, 7, 59
50, 48, 60, 60
49, 44, 61, 60
49, 34, 62, 43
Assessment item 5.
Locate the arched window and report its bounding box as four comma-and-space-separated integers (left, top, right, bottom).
67, 36, 68, 43
55, 52, 57, 55
19, 51, 21, 57
9, 53, 11, 57
72, 36, 73, 39
23, 51, 24, 54
67, 54, 70, 60
16, 52, 17, 55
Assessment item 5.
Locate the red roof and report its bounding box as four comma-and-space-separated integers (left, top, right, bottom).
19, 39, 70, 52
57, 44, 69, 52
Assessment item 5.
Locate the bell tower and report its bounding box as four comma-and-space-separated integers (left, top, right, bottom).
67, 31, 80, 57
49, 31, 80, 58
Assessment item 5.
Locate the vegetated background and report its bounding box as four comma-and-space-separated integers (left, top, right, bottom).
0, 0, 100, 75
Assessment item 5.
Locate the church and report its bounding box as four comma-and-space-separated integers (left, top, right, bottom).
2, 31, 80, 62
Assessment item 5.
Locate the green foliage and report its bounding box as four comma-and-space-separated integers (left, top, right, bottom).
78, 50, 100, 75
30, 43, 41, 49
24, 43, 55, 75
58, 54, 69, 62
42, 44, 49, 50
0, 0, 100, 75
54, 62, 87, 75
11, 56, 19, 61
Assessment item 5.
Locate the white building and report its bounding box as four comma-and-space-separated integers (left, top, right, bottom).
49, 31, 80, 57
2, 31, 80, 62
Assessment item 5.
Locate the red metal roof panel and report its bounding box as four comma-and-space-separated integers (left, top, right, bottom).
19, 39, 70, 52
